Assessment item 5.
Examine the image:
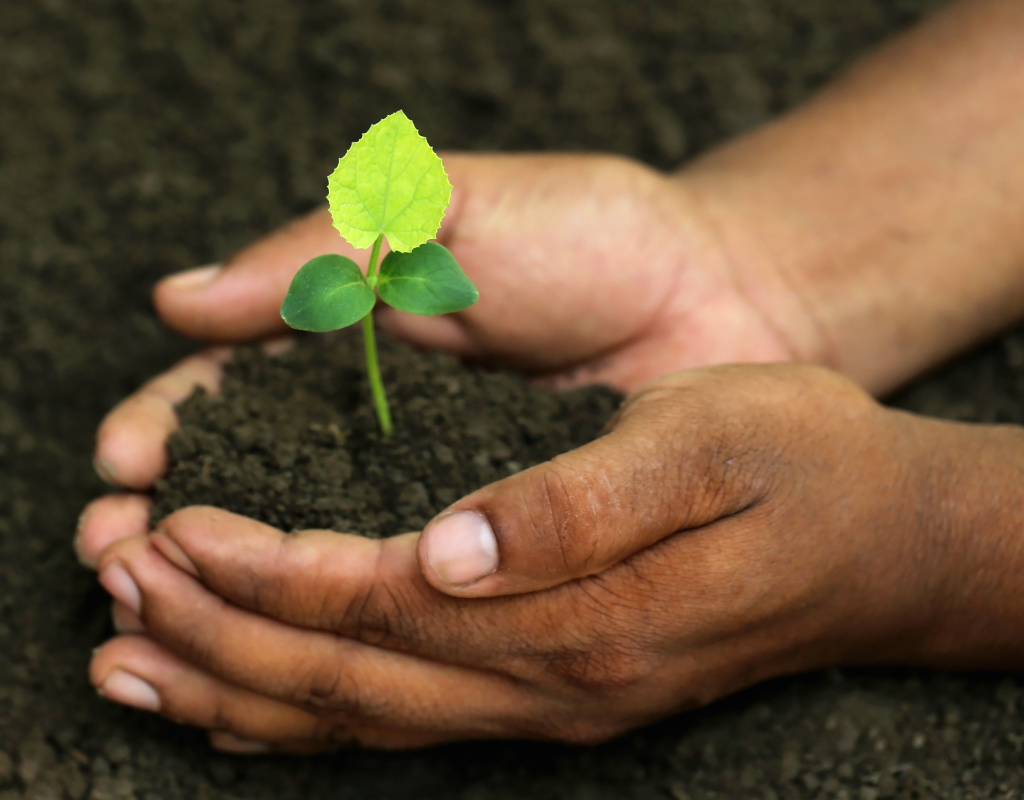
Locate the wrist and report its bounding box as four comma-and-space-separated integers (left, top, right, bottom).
669, 162, 838, 380
906, 419, 1024, 669
672, 0, 1024, 395
742, 403, 1024, 675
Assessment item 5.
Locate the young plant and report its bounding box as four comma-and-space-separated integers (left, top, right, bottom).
280, 111, 478, 437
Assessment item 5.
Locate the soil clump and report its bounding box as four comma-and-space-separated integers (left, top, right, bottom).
152, 332, 621, 536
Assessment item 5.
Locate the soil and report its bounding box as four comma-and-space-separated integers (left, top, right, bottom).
6, 0, 1024, 798
151, 332, 621, 536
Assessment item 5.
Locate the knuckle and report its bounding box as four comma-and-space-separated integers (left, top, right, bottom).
269, 535, 411, 649
302, 540, 415, 649
299, 659, 368, 716
544, 642, 654, 697
175, 620, 225, 676
296, 657, 403, 727
530, 460, 601, 572
515, 573, 659, 699
336, 577, 412, 649
205, 696, 239, 735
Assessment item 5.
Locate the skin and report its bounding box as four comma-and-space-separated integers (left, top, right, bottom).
86, 365, 1024, 750
79, 0, 1024, 752
89, 152, 795, 493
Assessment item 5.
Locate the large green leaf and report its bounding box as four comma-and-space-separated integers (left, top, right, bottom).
280, 254, 376, 332
377, 242, 479, 315
327, 110, 452, 253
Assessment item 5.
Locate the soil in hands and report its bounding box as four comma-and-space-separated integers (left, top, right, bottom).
152, 330, 622, 535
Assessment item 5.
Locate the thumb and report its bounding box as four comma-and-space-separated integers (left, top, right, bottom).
153, 207, 345, 342
417, 377, 763, 598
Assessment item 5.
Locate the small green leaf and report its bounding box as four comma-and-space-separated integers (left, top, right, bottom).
377, 242, 479, 315
280, 254, 376, 332
327, 110, 452, 254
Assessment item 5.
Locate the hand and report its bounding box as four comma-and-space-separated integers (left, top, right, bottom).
150, 153, 807, 391
79, 0, 1024, 750
84, 365, 966, 751
81, 152, 811, 549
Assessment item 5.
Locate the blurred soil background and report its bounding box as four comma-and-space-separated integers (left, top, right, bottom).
4, 0, 1024, 798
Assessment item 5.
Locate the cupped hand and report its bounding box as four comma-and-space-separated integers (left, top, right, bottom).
86, 364, 954, 751
80, 152, 814, 571
152, 153, 806, 391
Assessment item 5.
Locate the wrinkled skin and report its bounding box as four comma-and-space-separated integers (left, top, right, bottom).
84, 365, 961, 751
79, 152, 817, 751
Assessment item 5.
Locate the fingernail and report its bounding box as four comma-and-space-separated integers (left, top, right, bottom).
424, 511, 498, 586
93, 455, 118, 486
74, 534, 96, 570
209, 731, 272, 754
74, 511, 96, 569
99, 669, 161, 712
99, 564, 142, 616
163, 264, 222, 290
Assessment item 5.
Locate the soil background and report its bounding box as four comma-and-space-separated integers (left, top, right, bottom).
4, 0, 1024, 798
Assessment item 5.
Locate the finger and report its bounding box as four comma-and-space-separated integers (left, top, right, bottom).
121, 507, 703, 741
91, 636, 471, 751
418, 370, 769, 597
146, 508, 557, 667
208, 732, 441, 756
373, 305, 479, 358
91, 636, 333, 743
94, 348, 229, 490
75, 493, 151, 570
154, 208, 347, 342
209, 732, 450, 756
208, 732, 346, 756
111, 600, 146, 634
95, 534, 542, 739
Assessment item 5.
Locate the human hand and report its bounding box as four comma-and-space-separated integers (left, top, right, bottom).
151, 153, 808, 392
81, 152, 812, 533
84, 364, 973, 751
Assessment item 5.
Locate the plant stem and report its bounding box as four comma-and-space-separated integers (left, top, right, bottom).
362, 233, 392, 437
366, 233, 384, 286
361, 313, 392, 437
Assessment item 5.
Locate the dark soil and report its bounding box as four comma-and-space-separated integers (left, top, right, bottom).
8, 0, 1024, 798
152, 332, 621, 536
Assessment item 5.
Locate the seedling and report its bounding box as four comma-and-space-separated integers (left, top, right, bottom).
280, 111, 478, 437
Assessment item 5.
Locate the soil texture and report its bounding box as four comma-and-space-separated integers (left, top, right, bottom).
7, 0, 1024, 798
152, 332, 621, 536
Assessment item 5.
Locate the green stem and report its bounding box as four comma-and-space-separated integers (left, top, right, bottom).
362, 233, 392, 437
366, 233, 384, 286
361, 313, 392, 437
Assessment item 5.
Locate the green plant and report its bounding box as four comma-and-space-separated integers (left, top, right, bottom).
280, 111, 478, 437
